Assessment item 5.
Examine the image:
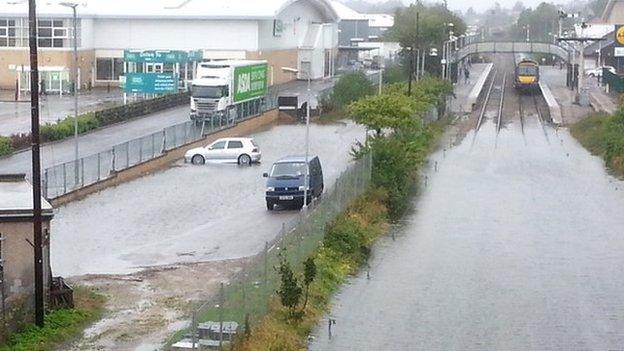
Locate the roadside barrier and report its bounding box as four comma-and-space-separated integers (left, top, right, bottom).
164, 153, 372, 349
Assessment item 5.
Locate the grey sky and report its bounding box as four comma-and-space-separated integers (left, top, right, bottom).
360, 0, 563, 13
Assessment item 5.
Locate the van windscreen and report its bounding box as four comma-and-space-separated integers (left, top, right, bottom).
270, 162, 307, 177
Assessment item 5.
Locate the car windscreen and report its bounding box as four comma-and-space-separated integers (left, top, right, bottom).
270, 162, 307, 177
192, 85, 226, 98
517, 66, 537, 75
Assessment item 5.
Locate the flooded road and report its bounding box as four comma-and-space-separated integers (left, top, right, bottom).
52, 120, 365, 277
310, 75, 624, 349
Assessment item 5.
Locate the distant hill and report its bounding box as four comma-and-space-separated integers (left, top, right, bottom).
340, 0, 404, 14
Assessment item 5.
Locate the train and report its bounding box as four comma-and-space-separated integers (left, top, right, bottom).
514, 59, 539, 92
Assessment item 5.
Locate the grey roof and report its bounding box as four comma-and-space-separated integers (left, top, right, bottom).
0, 174, 53, 219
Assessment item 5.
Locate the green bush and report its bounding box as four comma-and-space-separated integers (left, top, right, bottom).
383, 64, 409, 84
0, 136, 13, 157
329, 72, 374, 108
571, 111, 624, 176
40, 112, 100, 142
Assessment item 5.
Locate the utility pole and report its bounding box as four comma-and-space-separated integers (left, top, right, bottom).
28, 0, 45, 327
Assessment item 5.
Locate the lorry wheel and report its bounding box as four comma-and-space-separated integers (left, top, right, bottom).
238, 154, 251, 166
191, 155, 205, 165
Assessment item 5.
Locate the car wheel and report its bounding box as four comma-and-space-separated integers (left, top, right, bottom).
266, 201, 274, 211
191, 155, 205, 165
238, 154, 251, 166
589, 73, 595, 78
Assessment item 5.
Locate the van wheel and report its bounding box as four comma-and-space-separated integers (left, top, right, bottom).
266, 202, 274, 211
238, 154, 251, 166
191, 155, 205, 165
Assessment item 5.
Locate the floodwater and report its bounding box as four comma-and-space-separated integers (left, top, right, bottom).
310, 112, 624, 349
51, 121, 365, 277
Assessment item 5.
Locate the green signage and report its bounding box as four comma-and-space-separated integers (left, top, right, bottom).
124, 50, 203, 63
123, 73, 178, 94
233, 64, 268, 103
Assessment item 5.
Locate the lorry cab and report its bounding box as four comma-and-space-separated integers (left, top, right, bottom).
263, 155, 323, 210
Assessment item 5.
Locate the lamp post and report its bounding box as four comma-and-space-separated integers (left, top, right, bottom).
59, 1, 79, 184
282, 66, 311, 209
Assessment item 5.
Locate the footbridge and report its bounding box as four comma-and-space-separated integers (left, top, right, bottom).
451, 41, 572, 63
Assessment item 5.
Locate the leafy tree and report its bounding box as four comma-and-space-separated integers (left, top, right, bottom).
301, 257, 317, 311
277, 255, 302, 316
347, 93, 422, 135
329, 72, 374, 108
513, 2, 559, 42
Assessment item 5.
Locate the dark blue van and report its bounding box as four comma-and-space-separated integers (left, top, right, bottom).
263, 155, 324, 210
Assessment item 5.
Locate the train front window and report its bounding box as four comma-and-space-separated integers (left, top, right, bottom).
518, 66, 537, 75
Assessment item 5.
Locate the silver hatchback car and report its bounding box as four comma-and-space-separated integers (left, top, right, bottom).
184, 137, 261, 165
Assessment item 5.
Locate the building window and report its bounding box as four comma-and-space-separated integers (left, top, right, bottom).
0, 18, 17, 47
96, 58, 124, 81
37, 18, 79, 48
0, 17, 79, 48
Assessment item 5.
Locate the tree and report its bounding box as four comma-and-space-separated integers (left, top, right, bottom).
514, 2, 558, 42
347, 92, 423, 135
277, 255, 302, 316
385, 3, 466, 92
301, 257, 317, 311
329, 72, 374, 108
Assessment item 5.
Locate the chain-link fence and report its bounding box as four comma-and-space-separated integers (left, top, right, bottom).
166, 153, 372, 350
43, 98, 276, 199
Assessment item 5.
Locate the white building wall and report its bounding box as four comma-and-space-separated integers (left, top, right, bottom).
258, 0, 328, 50
80, 18, 95, 49
93, 19, 259, 51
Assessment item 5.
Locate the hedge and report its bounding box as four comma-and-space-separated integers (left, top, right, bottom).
4, 91, 190, 155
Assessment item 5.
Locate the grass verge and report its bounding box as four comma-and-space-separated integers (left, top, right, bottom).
0, 286, 105, 351
234, 117, 447, 350
570, 111, 624, 176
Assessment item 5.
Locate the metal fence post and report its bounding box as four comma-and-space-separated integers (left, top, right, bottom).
219, 282, 224, 350
151, 133, 156, 158
139, 139, 143, 163
111, 147, 116, 173
161, 129, 166, 152
125, 141, 130, 168
80, 158, 85, 187
43, 169, 48, 199
97, 152, 101, 181
62, 162, 67, 194
264, 241, 269, 285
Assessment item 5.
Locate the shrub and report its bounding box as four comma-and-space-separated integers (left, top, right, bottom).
0, 136, 13, 157
40, 112, 100, 142
329, 72, 374, 108
383, 64, 409, 84
10, 133, 31, 151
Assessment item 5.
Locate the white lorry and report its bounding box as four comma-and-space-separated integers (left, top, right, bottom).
190, 60, 268, 121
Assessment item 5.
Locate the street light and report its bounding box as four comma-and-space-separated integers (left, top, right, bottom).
282, 66, 311, 209
59, 1, 79, 184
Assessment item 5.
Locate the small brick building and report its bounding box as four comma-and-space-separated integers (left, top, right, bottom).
0, 174, 53, 342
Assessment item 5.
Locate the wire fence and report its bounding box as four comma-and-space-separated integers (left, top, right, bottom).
166, 153, 372, 350
43, 97, 277, 199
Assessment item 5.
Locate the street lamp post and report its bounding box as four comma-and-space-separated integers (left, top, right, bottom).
282, 66, 311, 208
59, 1, 79, 184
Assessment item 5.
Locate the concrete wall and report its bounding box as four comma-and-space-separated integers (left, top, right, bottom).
50, 109, 282, 207
0, 220, 51, 343
0, 49, 95, 90
93, 19, 259, 51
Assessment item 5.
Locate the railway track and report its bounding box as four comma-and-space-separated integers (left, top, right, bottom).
476, 71, 506, 134
518, 90, 551, 143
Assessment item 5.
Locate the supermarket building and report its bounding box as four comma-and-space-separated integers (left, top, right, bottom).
0, 0, 339, 93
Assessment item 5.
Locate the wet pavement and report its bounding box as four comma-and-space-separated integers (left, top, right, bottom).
51, 120, 365, 277
0, 78, 336, 176
310, 63, 624, 350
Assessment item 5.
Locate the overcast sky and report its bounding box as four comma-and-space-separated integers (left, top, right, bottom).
365, 0, 563, 13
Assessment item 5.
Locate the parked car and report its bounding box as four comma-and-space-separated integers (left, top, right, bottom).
184, 137, 261, 165
263, 155, 323, 210
585, 66, 616, 78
